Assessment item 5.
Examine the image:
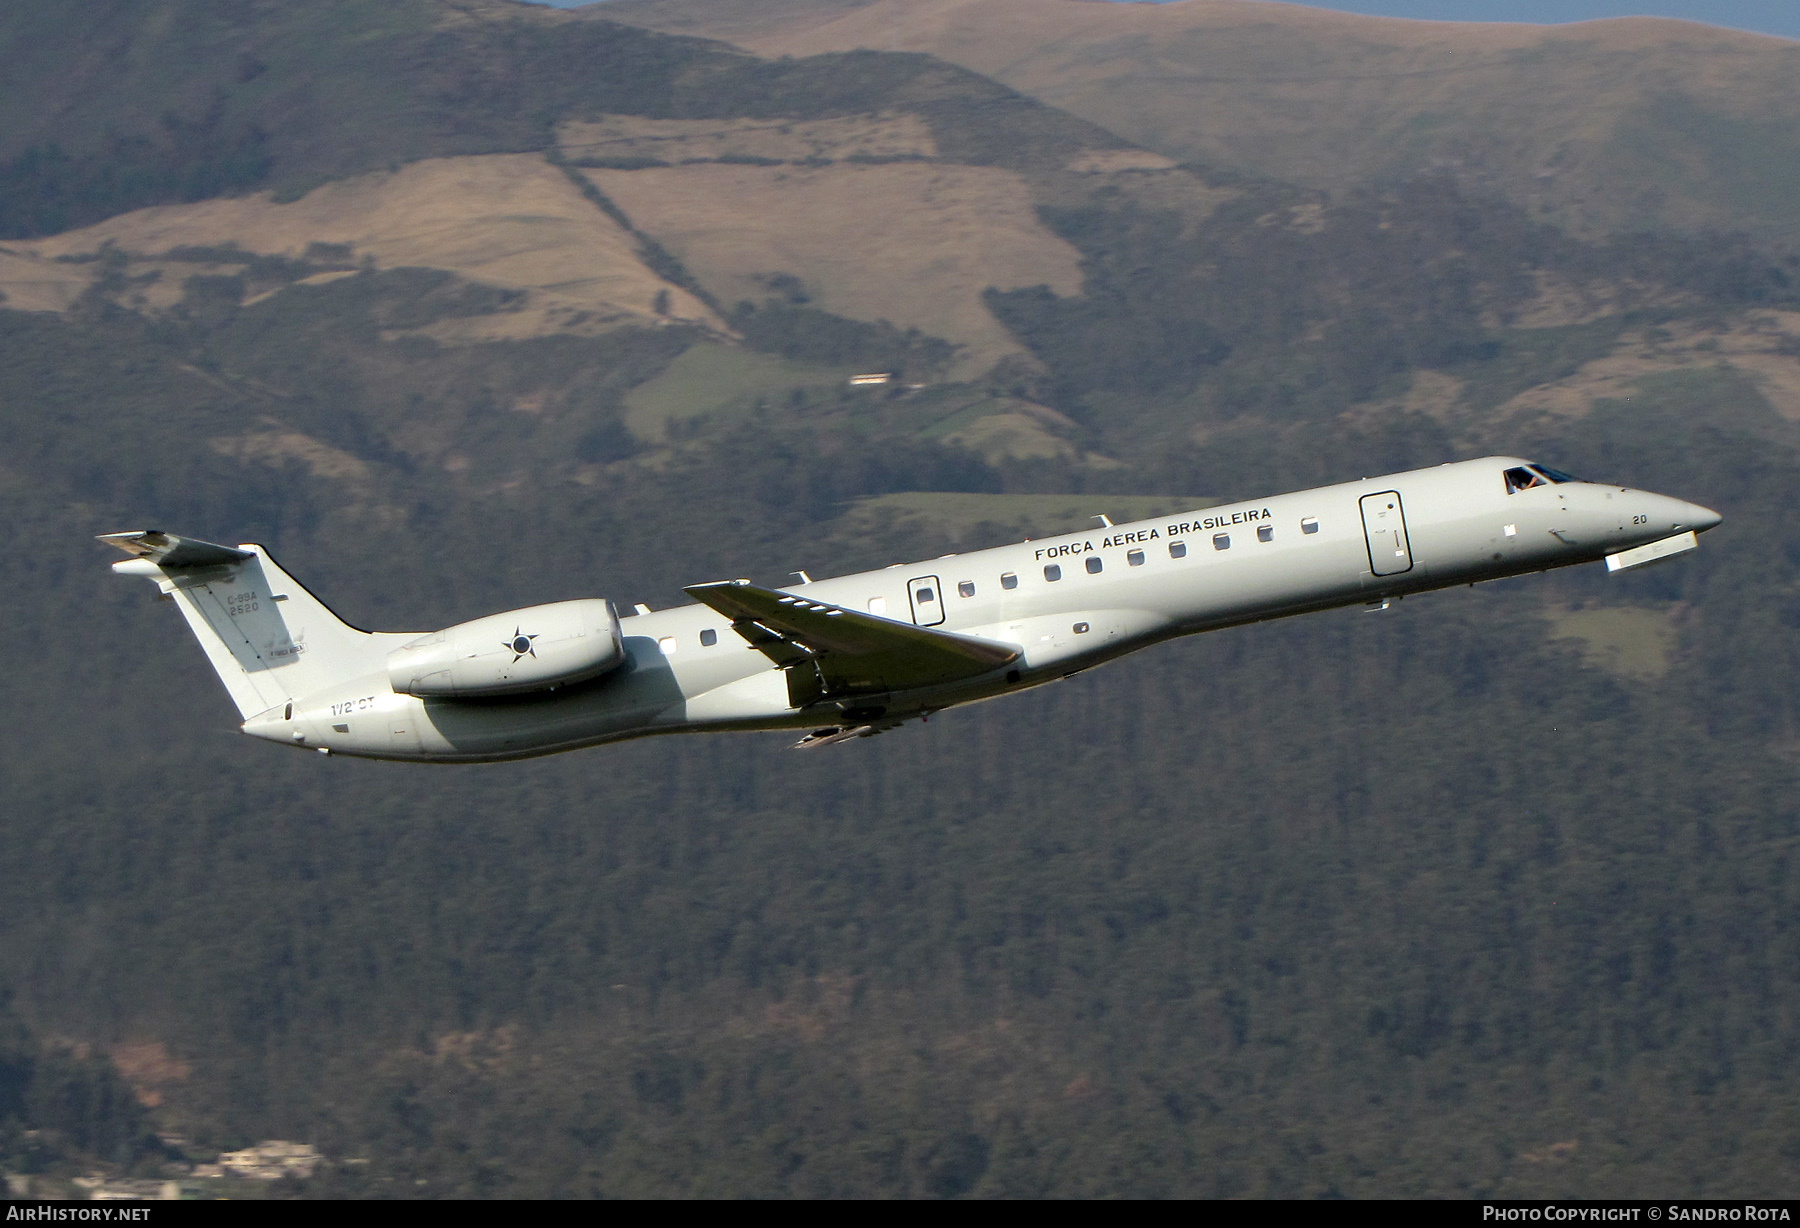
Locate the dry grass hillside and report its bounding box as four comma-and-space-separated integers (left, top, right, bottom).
1350, 310, 1800, 448
0, 245, 90, 313
1, 124, 1103, 379
4, 155, 721, 339
560, 113, 939, 164
1497, 313, 1800, 424
583, 160, 1082, 376
0, 141, 1088, 374
598, 0, 1800, 241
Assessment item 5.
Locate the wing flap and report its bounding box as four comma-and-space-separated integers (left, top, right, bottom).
684, 580, 1019, 700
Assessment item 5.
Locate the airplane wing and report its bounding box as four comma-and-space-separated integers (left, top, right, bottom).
683, 580, 1020, 705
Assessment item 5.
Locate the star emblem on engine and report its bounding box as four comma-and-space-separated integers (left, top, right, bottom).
504, 627, 537, 661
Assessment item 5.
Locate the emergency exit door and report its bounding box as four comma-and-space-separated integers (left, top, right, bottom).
908, 575, 945, 626
1359, 491, 1414, 576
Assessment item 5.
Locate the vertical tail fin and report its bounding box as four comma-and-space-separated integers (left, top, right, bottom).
101, 531, 380, 719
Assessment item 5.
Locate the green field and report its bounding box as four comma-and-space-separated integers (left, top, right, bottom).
623, 341, 851, 440
1542, 602, 1680, 681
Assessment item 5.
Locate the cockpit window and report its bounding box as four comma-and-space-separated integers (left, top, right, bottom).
1531, 464, 1579, 484
1504, 466, 1547, 494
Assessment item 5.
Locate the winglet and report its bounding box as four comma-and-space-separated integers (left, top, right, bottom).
98, 530, 254, 569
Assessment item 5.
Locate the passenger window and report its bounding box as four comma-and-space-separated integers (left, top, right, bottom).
699, 628, 718, 647
1504, 466, 1546, 494
1001, 572, 1018, 590
1044, 564, 1062, 581
1127, 549, 1145, 566
917, 587, 936, 603
658, 636, 677, 655
1301, 517, 1319, 535
868, 596, 887, 615
1213, 533, 1230, 550
1170, 541, 1187, 558
1086, 556, 1103, 574
958, 581, 975, 598
1257, 525, 1273, 543
1073, 622, 1090, 634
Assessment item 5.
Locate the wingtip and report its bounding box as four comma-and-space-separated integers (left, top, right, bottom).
95, 531, 253, 568
97, 529, 169, 556
683, 578, 754, 596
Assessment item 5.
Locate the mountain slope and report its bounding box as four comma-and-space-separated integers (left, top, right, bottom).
598, 0, 1800, 241
0, 0, 729, 236
0, 1, 1143, 377
0, 0, 1124, 234
5, 154, 722, 334
6, 0, 1800, 1200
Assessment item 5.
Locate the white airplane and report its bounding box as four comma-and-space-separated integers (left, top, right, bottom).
102, 456, 1719, 761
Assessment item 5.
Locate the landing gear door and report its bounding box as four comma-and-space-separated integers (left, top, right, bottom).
907, 575, 945, 626
1360, 491, 1414, 576
389, 710, 422, 755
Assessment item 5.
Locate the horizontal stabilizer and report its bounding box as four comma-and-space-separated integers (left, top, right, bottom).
98, 530, 253, 569
685, 579, 1019, 705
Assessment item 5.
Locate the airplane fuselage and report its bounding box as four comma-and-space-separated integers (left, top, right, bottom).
233, 456, 1717, 761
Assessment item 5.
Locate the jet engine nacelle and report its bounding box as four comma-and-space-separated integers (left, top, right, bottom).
387, 599, 624, 698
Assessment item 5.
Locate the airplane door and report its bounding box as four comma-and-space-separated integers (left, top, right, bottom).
1360, 491, 1414, 576
907, 575, 945, 626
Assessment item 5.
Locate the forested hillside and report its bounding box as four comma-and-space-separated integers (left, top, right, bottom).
2, 0, 1799, 1198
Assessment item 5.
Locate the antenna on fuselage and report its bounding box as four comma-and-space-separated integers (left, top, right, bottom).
1093, 514, 1114, 528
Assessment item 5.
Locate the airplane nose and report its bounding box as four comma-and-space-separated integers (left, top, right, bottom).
1635, 491, 1721, 534
1682, 501, 1723, 533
